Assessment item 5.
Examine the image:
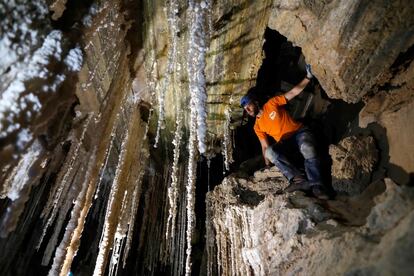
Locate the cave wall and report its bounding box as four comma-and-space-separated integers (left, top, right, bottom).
0, 0, 155, 275
268, 0, 414, 103
143, 0, 274, 151
360, 56, 414, 184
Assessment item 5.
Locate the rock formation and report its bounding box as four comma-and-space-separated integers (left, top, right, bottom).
206, 169, 414, 275
0, 0, 413, 275
329, 135, 378, 195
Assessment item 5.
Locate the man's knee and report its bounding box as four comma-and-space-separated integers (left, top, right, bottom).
300, 142, 316, 159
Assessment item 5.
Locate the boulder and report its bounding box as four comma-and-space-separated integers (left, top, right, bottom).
329, 135, 378, 195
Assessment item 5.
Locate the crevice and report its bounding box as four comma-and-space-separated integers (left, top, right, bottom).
390, 43, 414, 71
50, 0, 95, 32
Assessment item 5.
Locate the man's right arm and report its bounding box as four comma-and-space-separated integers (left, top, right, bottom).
259, 136, 271, 166
282, 64, 314, 101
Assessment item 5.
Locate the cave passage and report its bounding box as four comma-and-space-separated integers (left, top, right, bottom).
190, 27, 314, 275
191, 31, 369, 273
232, 27, 309, 174
232, 28, 365, 182
189, 28, 368, 275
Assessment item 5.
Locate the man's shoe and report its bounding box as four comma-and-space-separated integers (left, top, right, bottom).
284, 175, 311, 193
312, 185, 329, 200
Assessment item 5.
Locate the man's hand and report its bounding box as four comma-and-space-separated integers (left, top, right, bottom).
259, 137, 271, 166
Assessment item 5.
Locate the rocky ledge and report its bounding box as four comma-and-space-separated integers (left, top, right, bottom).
206, 166, 414, 275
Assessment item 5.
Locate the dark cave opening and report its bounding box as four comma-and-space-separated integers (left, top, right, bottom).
192, 154, 225, 275
231, 28, 365, 184
50, 0, 95, 31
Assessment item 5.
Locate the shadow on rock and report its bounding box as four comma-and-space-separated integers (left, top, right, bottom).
232, 185, 265, 207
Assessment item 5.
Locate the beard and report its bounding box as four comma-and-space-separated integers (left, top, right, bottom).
246, 106, 258, 117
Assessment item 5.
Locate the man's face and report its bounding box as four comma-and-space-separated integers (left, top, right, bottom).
244, 101, 259, 117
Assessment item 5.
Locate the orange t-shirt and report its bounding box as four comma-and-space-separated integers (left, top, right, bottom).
254, 95, 302, 142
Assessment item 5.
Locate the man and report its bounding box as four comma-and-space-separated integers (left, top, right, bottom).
241, 65, 328, 199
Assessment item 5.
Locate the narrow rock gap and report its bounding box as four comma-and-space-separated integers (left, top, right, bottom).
390, 43, 414, 71
191, 154, 224, 276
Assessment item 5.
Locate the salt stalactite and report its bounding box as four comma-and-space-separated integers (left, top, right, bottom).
112, 136, 148, 270
109, 143, 145, 275
0, 141, 43, 237
166, 173, 186, 276
122, 151, 147, 267
38, 116, 92, 248
56, 91, 130, 275
184, 92, 198, 276
2, 142, 42, 201
94, 127, 130, 276
165, 26, 187, 273
154, 0, 180, 147
183, 1, 211, 274
207, 157, 211, 191
93, 106, 145, 276
206, 197, 214, 276
222, 106, 234, 171
42, 161, 84, 266
187, 0, 211, 154
94, 117, 117, 200
59, 137, 113, 274
184, 95, 198, 276
48, 147, 96, 276
166, 109, 183, 241
165, 0, 183, 244
108, 190, 130, 276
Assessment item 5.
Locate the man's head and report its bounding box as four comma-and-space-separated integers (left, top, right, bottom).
241, 88, 260, 117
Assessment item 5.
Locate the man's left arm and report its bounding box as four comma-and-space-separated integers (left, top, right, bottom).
284, 64, 313, 101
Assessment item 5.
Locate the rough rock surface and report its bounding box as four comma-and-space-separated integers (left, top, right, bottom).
268, 0, 414, 103
329, 135, 378, 195
207, 169, 414, 276
360, 57, 414, 184
0, 1, 81, 173
145, 0, 274, 144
